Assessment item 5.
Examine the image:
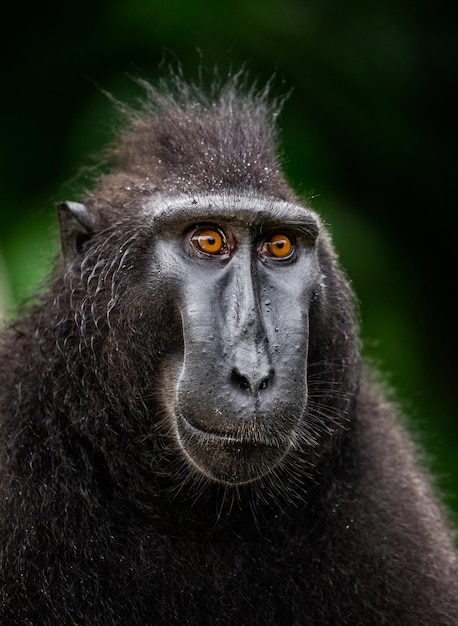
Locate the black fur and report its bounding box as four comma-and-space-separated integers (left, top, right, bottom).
1, 74, 457, 625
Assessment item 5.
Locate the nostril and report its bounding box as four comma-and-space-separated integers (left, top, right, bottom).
231, 369, 251, 391
230, 368, 272, 394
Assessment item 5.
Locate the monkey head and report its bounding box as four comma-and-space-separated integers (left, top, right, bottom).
54, 79, 358, 490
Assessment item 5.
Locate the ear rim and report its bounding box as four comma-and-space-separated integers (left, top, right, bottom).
57, 201, 97, 268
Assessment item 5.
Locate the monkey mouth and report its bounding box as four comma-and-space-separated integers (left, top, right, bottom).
175, 413, 290, 485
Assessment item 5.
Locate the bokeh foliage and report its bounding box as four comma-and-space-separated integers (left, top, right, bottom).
1, 0, 457, 518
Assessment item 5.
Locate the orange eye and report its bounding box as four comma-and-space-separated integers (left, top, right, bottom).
191, 228, 226, 255
261, 233, 293, 258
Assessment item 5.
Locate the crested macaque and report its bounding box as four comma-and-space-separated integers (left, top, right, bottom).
0, 74, 457, 625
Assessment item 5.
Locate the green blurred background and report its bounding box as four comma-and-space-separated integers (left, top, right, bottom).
1, 1, 457, 519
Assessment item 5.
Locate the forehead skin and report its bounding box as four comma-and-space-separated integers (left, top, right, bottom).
142, 193, 322, 236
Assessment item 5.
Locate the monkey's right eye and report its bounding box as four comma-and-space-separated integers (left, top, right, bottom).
190, 228, 229, 256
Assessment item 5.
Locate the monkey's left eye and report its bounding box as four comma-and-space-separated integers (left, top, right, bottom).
190, 228, 229, 256
260, 233, 294, 259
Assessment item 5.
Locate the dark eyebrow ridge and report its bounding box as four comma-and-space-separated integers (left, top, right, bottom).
150, 202, 321, 237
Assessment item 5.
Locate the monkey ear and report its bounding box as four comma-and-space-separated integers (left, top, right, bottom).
57, 201, 97, 267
